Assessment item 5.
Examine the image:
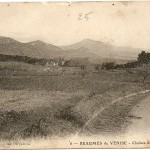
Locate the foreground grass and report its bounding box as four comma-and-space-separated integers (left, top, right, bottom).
0, 62, 149, 140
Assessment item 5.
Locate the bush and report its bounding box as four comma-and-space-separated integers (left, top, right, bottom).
95, 64, 101, 71
101, 62, 116, 70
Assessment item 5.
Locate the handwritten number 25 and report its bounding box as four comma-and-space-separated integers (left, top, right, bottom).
78, 12, 93, 21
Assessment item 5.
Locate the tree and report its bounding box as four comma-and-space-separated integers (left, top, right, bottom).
80, 65, 86, 77
138, 51, 150, 65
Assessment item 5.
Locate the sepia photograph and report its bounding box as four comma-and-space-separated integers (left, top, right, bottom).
0, 2, 150, 149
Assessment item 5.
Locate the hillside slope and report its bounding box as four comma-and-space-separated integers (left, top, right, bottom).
0, 37, 63, 59
0, 37, 99, 60
61, 39, 142, 60
0, 36, 144, 61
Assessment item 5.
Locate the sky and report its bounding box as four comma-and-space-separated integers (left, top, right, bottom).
0, 2, 150, 50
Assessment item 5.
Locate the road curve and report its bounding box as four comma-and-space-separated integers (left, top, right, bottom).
124, 95, 150, 138
75, 89, 150, 137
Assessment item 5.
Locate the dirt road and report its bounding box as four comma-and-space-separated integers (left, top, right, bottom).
124, 95, 150, 138
77, 90, 150, 137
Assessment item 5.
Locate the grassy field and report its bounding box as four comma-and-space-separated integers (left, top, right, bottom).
0, 61, 150, 140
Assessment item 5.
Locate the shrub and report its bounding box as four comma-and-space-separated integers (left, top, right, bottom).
101, 62, 116, 70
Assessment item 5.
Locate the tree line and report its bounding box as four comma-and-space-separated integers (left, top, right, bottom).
0, 53, 90, 67
0, 54, 65, 66
100, 51, 150, 70
0, 50, 149, 69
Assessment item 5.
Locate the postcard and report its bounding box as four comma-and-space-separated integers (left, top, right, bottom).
0, 2, 150, 149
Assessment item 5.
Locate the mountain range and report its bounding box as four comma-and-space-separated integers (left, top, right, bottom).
0, 36, 144, 63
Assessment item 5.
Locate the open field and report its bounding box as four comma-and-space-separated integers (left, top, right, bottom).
0, 62, 150, 140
